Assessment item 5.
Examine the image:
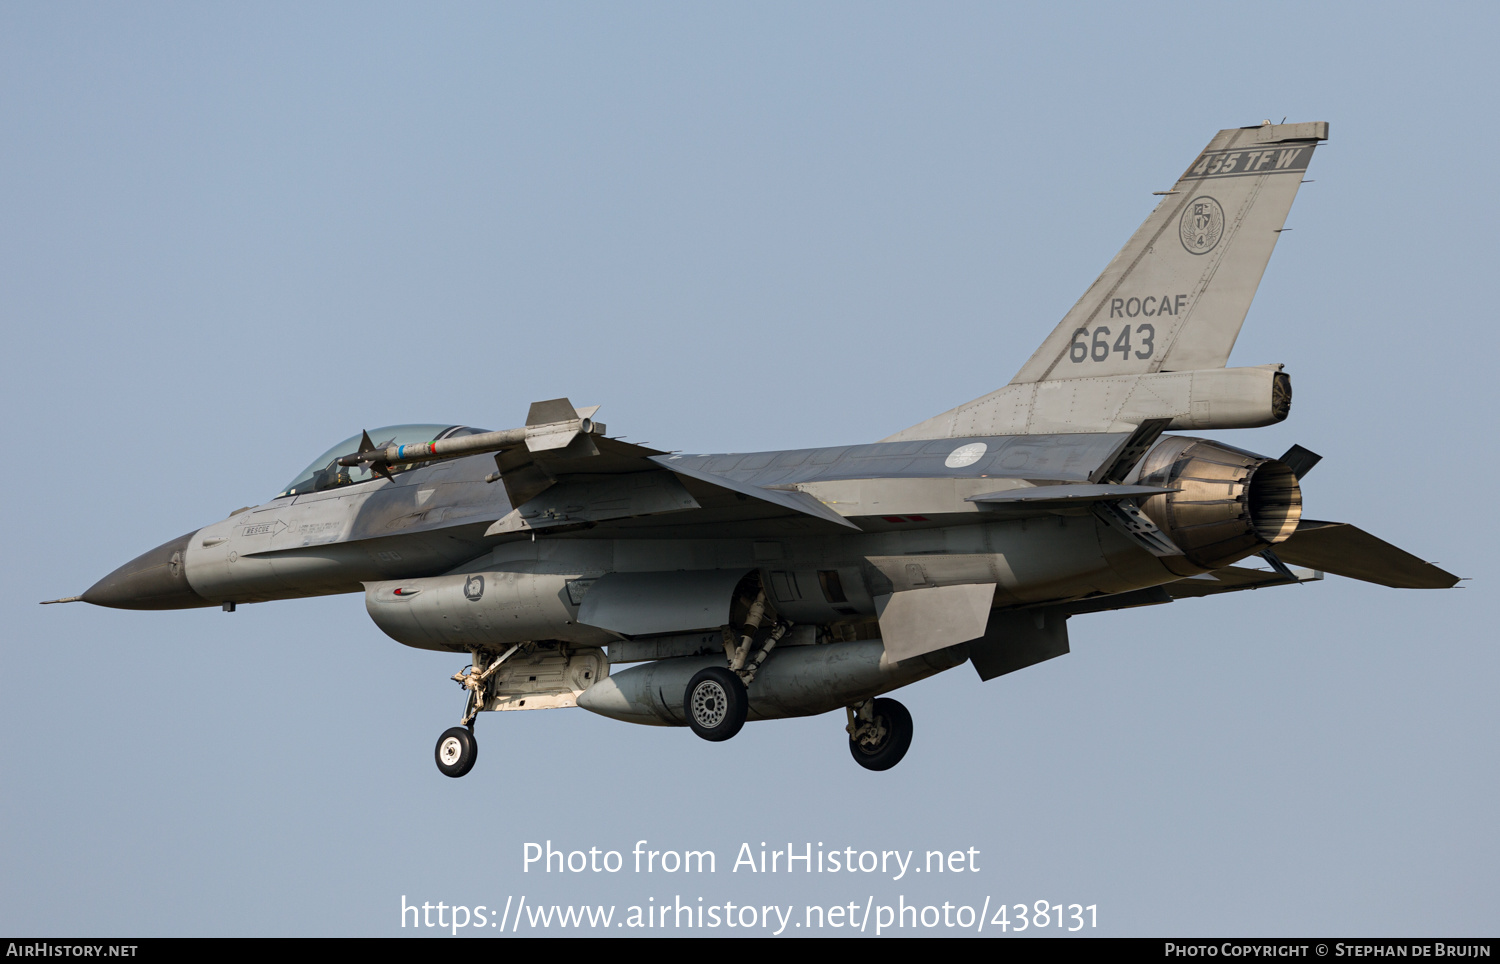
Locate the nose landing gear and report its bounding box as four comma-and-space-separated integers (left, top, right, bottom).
435, 726, 478, 778
433, 646, 517, 778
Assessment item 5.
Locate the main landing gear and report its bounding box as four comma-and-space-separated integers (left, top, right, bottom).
677, 584, 917, 771
684, 583, 784, 744
685, 666, 749, 741
682, 670, 916, 771
846, 697, 913, 771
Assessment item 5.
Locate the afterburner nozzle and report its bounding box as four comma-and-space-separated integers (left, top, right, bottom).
1135, 436, 1303, 574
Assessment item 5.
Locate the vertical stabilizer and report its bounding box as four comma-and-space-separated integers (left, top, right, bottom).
1012, 121, 1325, 383
887, 121, 1325, 441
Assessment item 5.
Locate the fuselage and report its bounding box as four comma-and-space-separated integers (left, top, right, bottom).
82, 430, 1291, 629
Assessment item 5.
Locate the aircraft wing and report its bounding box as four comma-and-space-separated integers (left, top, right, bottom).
650, 453, 858, 529
485, 435, 861, 536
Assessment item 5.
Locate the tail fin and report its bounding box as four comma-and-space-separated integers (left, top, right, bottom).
1013, 120, 1325, 382
887, 121, 1325, 441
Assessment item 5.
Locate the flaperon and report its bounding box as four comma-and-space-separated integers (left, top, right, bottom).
48, 121, 1456, 778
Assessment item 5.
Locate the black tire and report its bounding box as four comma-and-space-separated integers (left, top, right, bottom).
435, 726, 478, 778
849, 698, 913, 771
684, 667, 749, 742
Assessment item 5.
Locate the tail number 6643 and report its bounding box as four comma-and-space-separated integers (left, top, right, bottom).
1070, 324, 1154, 363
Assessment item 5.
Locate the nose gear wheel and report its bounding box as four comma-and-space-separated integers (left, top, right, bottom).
434, 726, 478, 778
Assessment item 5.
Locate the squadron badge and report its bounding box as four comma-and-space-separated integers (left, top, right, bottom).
464, 574, 485, 601
1179, 196, 1225, 255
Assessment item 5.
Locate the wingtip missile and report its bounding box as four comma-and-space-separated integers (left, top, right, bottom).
335, 413, 608, 470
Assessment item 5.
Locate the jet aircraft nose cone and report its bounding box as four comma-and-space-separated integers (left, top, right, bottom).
82, 530, 212, 610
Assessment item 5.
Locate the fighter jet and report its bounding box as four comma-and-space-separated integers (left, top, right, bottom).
47, 121, 1456, 778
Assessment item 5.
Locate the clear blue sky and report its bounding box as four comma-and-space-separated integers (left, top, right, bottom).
3, 2, 1495, 936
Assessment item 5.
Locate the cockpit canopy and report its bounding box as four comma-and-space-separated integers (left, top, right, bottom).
276, 424, 490, 498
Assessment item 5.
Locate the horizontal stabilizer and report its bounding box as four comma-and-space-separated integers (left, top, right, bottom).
1273, 521, 1459, 589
